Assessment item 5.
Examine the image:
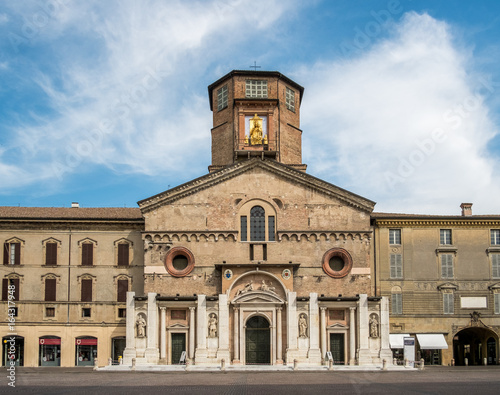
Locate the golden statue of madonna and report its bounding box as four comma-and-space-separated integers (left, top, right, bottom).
249, 114, 263, 145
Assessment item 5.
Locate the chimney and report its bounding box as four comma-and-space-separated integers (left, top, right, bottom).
460, 203, 472, 216
71, 202, 80, 208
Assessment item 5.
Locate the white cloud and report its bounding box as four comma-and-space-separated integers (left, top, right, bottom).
299, 12, 500, 215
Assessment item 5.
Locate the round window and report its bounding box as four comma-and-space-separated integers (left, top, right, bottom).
165, 247, 195, 277
322, 248, 353, 278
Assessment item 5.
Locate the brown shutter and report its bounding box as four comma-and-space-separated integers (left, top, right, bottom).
3, 243, 8, 265
45, 243, 57, 266
82, 244, 93, 266
117, 279, 128, 302
13, 243, 20, 265
11, 279, 19, 301
118, 244, 129, 266
2, 279, 7, 301
45, 278, 57, 301
81, 279, 92, 302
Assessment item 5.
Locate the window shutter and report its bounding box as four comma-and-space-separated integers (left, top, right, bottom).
45, 243, 57, 266
392, 294, 402, 314
118, 244, 129, 266
397, 294, 402, 314
45, 278, 56, 301
441, 255, 453, 278
82, 244, 93, 266
11, 278, 19, 301
390, 255, 396, 278
495, 294, 500, 315
2, 279, 7, 301
81, 279, 92, 302
3, 243, 8, 265
390, 254, 402, 278
492, 255, 500, 278
13, 243, 20, 265
117, 279, 128, 302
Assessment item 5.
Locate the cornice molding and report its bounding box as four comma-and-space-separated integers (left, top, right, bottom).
374, 219, 500, 227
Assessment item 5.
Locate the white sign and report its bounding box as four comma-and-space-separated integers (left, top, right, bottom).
403, 337, 415, 368
460, 297, 487, 309
326, 351, 333, 361
179, 351, 186, 364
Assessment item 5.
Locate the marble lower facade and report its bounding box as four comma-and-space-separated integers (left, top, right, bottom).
122, 289, 393, 367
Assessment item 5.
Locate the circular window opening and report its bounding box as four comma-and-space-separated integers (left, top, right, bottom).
172, 255, 188, 271
322, 248, 353, 278
165, 247, 195, 277
329, 256, 345, 272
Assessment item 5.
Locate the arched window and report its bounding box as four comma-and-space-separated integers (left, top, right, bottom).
250, 206, 266, 241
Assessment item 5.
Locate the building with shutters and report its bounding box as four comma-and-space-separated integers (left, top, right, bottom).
372, 206, 500, 366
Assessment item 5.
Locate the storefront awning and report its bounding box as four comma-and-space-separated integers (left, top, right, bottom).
389, 334, 410, 349
416, 334, 448, 349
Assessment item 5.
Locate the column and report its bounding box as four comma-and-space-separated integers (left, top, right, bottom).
379, 297, 393, 363
320, 307, 327, 363
189, 307, 196, 360
357, 294, 371, 365
233, 307, 239, 363
145, 292, 159, 363
122, 292, 136, 364
277, 307, 283, 363
349, 307, 356, 365
159, 307, 166, 360
217, 294, 230, 361
286, 292, 298, 363
308, 293, 321, 363
271, 308, 276, 365
195, 295, 208, 361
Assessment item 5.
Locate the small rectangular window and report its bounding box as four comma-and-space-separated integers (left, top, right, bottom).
81, 279, 92, 302
391, 294, 402, 314
495, 294, 500, 315
389, 229, 401, 245
10, 307, 18, 317
390, 254, 403, 278
492, 254, 500, 279
81, 243, 93, 266
45, 242, 58, 266
443, 293, 454, 314
217, 85, 228, 111
240, 216, 247, 241
268, 216, 275, 242
441, 254, 454, 279
45, 307, 55, 317
246, 80, 268, 98
491, 230, 500, 245
440, 229, 452, 245
45, 278, 56, 302
82, 308, 91, 318
117, 244, 129, 267
286, 87, 295, 111
118, 308, 126, 318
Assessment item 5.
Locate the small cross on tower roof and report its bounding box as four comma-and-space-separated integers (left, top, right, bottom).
249, 61, 261, 71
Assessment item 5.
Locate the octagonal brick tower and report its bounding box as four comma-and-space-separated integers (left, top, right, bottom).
207, 70, 306, 172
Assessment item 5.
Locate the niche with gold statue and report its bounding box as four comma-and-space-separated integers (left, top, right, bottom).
245, 114, 268, 145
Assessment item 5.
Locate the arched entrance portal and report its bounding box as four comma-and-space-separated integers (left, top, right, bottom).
453, 327, 498, 365
245, 316, 270, 365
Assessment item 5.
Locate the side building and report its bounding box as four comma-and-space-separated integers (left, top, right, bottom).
373, 203, 500, 366
0, 206, 144, 367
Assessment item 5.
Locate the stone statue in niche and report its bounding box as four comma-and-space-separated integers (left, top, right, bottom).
136, 314, 147, 338
260, 280, 276, 293
298, 313, 308, 338
369, 314, 379, 338
208, 313, 218, 338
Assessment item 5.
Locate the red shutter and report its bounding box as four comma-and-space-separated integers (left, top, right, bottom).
45, 278, 56, 301
11, 279, 19, 301
82, 244, 93, 266
3, 243, 8, 265
117, 279, 128, 302
118, 244, 129, 266
2, 279, 7, 301
45, 243, 57, 266
81, 279, 92, 302
14, 243, 20, 265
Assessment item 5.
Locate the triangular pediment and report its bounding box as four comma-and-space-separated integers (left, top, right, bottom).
233, 290, 284, 304
438, 282, 458, 290
168, 323, 188, 329
328, 322, 348, 329
138, 158, 374, 213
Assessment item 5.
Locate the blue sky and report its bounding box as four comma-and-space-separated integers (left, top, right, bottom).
0, 0, 499, 215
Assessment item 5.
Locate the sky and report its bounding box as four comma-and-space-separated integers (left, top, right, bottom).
0, 0, 499, 215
